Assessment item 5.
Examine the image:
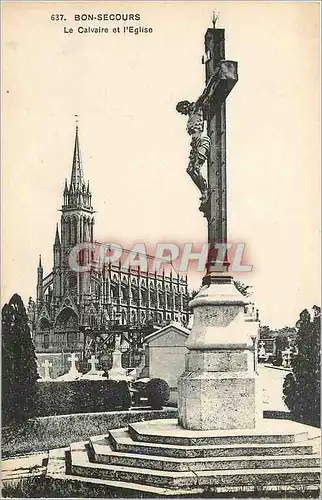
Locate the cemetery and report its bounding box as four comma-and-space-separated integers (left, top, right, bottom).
2, 295, 321, 497
2, 8, 320, 500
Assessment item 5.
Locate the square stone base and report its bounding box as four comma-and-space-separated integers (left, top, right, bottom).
178, 371, 256, 430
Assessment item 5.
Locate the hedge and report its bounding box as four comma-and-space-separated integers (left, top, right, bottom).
32, 380, 131, 417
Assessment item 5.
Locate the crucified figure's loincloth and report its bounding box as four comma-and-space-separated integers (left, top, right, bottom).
187, 135, 210, 200
176, 101, 210, 201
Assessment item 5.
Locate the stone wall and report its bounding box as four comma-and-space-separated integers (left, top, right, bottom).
146, 323, 190, 389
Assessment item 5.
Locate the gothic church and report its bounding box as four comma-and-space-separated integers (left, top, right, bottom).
28, 127, 189, 357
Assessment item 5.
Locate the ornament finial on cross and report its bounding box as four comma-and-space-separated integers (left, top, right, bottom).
212, 10, 219, 28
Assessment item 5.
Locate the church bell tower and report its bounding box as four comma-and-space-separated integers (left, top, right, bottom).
53, 125, 95, 301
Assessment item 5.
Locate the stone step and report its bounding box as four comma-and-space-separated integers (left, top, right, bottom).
128, 419, 312, 446
70, 442, 196, 488
46, 447, 203, 497
108, 428, 316, 458
89, 437, 320, 472
70, 442, 320, 490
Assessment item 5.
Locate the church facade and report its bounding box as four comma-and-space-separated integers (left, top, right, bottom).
28, 127, 189, 356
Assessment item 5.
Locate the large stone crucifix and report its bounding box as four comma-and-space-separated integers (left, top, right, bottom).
177, 22, 258, 432
176, 27, 238, 275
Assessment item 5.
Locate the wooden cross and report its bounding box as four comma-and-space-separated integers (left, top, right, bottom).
42, 359, 52, 379
202, 27, 238, 275
68, 352, 78, 370
177, 24, 238, 280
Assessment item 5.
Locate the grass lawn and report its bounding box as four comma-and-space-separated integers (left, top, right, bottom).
2, 408, 177, 458
2, 476, 319, 499
2, 475, 144, 498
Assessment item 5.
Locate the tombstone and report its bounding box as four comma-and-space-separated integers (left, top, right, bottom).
36, 351, 74, 379
108, 334, 129, 381
55, 352, 82, 381
38, 359, 52, 381
282, 348, 292, 368
258, 341, 267, 361
81, 354, 107, 380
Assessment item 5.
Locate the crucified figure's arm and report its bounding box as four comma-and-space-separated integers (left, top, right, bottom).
194, 60, 238, 110
194, 71, 221, 110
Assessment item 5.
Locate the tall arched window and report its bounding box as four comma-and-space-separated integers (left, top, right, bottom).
39, 318, 50, 349
55, 308, 79, 348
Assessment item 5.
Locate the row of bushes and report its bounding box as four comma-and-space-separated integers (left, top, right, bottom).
27, 380, 131, 418
3, 378, 171, 422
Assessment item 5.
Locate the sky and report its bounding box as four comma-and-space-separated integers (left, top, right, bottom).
2, 1, 321, 328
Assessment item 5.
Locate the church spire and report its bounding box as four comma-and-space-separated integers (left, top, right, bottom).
70, 125, 84, 190
37, 254, 43, 304
54, 223, 60, 246
63, 123, 93, 210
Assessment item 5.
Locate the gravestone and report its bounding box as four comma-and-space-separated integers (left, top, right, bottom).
56, 352, 82, 381
81, 355, 107, 380
258, 340, 268, 362
108, 334, 129, 381
36, 351, 80, 379
38, 359, 52, 381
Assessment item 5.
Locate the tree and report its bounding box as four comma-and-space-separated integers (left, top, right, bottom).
283, 307, 320, 427
272, 335, 289, 366
2, 294, 39, 424
259, 325, 275, 339
186, 289, 199, 312
234, 280, 252, 297
275, 325, 297, 338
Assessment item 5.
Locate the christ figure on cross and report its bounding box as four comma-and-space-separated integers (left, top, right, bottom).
176, 60, 238, 207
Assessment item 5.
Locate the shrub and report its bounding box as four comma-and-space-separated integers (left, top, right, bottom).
2, 295, 39, 425
283, 308, 320, 427
145, 378, 170, 409
32, 379, 131, 417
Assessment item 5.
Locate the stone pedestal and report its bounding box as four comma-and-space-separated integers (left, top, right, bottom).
178, 275, 259, 431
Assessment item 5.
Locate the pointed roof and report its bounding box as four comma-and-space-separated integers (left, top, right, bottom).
145, 322, 190, 344
70, 125, 84, 190
54, 224, 60, 246
38, 254, 43, 269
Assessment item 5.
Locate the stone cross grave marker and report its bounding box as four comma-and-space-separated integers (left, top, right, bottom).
42, 359, 52, 379
89, 354, 98, 372
68, 353, 78, 371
